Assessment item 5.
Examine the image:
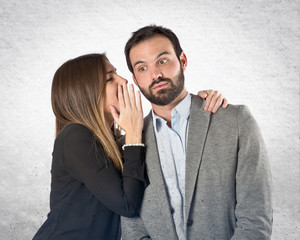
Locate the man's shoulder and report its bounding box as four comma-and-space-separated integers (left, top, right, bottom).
190, 94, 247, 118
212, 104, 245, 117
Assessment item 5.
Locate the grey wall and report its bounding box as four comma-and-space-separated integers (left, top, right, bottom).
0, 0, 299, 239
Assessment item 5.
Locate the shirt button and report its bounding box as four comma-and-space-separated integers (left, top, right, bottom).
187, 219, 193, 227
170, 208, 175, 214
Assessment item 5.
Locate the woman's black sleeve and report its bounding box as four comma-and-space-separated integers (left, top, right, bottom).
62, 125, 147, 217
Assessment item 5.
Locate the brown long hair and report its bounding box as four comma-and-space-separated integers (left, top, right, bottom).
51, 53, 123, 172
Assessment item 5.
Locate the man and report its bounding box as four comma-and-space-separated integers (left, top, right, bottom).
121, 25, 272, 240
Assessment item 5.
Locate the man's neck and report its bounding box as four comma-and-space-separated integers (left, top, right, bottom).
152, 88, 188, 127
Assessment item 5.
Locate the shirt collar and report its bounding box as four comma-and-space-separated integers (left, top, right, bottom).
152, 93, 191, 132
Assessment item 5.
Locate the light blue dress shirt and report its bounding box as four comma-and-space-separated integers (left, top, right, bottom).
152, 93, 191, 240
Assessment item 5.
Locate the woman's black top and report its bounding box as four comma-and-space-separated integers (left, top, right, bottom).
33, 123, 147, 240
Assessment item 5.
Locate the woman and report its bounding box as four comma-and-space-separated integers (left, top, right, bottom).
33, 53, 227, 239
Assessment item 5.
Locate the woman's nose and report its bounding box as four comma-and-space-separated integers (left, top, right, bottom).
117, 75, 128, 85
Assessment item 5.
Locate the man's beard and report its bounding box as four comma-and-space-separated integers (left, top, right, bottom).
138, 68, 185, 106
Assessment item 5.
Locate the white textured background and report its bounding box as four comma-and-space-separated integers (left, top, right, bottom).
0, 0, 299, 239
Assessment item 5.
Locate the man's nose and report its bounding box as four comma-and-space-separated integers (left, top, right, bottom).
151, 66, 162, 81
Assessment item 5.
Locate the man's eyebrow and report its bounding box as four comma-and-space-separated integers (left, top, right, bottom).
106, 68, 117, 74
133, 51, 171, 68
133, 61, 144, 68
157, 51, 170, 58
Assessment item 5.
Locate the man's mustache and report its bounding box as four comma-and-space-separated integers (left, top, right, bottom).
149, 78, 172, 89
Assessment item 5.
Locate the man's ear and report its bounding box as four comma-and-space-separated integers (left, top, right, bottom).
180, 52, 187, 71
132, 74, 138, 85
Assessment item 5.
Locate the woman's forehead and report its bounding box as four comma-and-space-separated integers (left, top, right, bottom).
105, 60, 115, 72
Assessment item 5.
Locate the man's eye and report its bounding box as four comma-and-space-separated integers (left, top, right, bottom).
138, 66, 146, 72
106, 77, 113, 82
158, 59, 167, 64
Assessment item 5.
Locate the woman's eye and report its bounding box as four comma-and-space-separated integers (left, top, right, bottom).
106, 77, 113, 82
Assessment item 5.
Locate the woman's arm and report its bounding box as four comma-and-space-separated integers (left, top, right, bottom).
62, 125, 146, 218
61, 84, 146, 218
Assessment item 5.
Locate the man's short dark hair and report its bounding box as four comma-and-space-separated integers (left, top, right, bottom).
125, 25, 183, 73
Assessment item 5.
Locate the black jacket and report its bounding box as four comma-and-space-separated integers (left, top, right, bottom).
33, 123, 147, 240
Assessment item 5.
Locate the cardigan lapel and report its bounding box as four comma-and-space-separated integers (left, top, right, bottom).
185, 95, 211, 221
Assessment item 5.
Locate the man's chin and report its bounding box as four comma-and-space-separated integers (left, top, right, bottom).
149, 96, 176, 106
141, 86, 181, 106
156, 88, 168, 95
